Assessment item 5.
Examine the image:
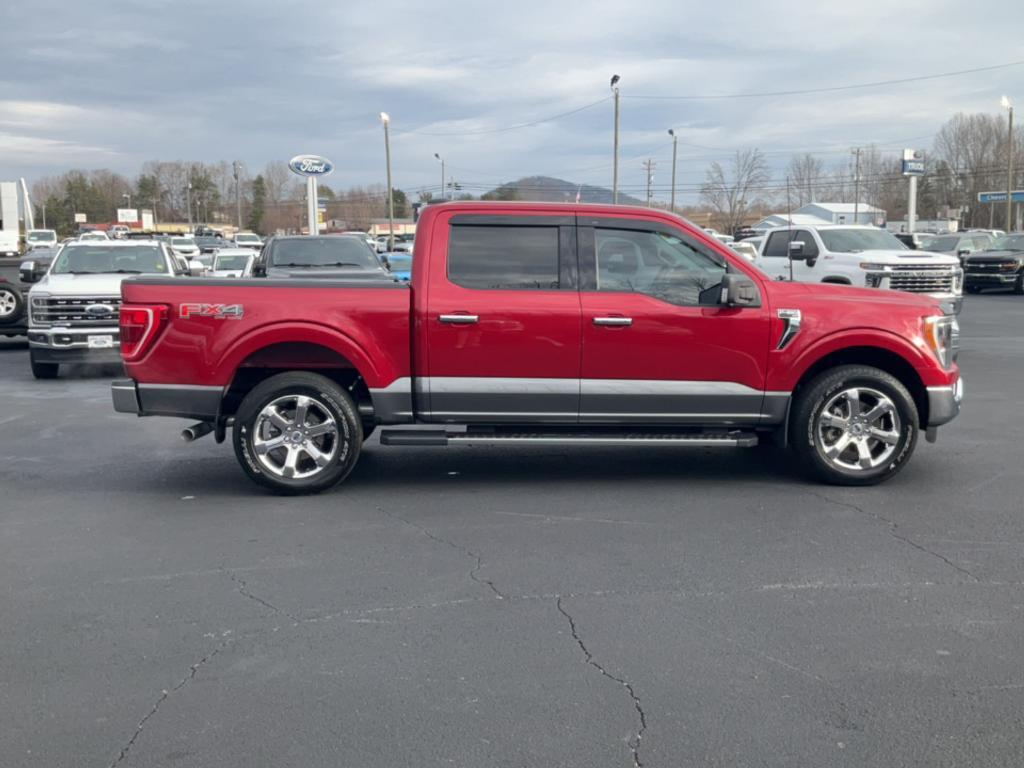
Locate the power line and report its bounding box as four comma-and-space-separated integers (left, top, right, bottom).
625, 59, 1024, 100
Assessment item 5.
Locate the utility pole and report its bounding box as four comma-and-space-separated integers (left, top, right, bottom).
851, 147, 862, 223
642, 159, 656, 207
1002, 96, 1014, 231
186, 182, 193, 230
668, 129, 678, 212
42, 201, 46, 229
611, 75, 620, 204
233, 161, 242, 229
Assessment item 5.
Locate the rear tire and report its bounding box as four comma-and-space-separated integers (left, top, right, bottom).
30, 354, 59, 380
791, 365, 918, 486
232, 372, 362, 495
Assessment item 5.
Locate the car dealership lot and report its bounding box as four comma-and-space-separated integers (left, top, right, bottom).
1, 295, 1022, 768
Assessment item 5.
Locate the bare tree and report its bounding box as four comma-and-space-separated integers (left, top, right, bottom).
263, 161, 300, 205
786, 153, 825, 207
700, 149, 770, 233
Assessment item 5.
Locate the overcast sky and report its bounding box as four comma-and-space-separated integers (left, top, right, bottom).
2, 0, 1022, 205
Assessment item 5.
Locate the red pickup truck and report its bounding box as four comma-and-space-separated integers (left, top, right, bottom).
111, 202, 963, 493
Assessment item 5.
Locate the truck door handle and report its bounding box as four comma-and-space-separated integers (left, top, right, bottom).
439, 314, 479, 325
593, 317, 633, 327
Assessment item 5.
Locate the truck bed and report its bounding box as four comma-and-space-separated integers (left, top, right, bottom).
121, 277, 412, 389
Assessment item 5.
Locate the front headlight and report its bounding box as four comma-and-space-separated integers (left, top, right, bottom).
29, 293, 50, 325
859, 262, 891, 271
923, 315, 959, 368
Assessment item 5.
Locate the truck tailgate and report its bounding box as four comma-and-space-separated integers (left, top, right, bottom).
121, 277, 411, 388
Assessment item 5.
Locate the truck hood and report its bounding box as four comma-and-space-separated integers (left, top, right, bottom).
765, 279, 940, 311
964, 250, 1024, 265
843, 249, 959, 266
31, 272, 138, 296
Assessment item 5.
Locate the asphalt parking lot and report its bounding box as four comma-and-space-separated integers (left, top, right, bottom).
2, 294, 1022, 768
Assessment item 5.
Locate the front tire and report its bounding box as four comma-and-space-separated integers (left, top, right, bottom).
1013, 271, 1024, 295
791, 365, 918, 486
0, 286, 23, 326
233, 372, 362, 495
30, 354, 59, 380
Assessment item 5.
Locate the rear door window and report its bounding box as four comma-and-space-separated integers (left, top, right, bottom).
448, 225, 560, 290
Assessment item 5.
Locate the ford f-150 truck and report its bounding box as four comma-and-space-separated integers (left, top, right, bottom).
111, 202, 963, 493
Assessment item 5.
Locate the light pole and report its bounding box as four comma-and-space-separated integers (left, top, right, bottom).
434, 153, 445, 200
233, 160, 242, 229
122, 193, 131, 220
381, 112, 395, 250
668, 128, 678, 212
611, 74, 620, 204
186, 182, 193, 230
1002, 96, 1014, 231
851, 147, 862, 222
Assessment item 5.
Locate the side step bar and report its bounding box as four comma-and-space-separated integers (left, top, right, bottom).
380, 429, 758, 448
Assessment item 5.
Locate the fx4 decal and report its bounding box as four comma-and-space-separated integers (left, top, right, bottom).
179, 303, 244, 320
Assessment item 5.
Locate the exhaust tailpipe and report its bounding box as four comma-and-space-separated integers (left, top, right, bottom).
182, 421, 215, 442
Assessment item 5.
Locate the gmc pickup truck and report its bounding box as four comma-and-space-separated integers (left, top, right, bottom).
111, 202, 963, 493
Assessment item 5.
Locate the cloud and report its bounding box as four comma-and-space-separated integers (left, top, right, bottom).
0, 0, 1021, 203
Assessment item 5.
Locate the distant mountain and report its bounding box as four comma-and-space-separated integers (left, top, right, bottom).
482, 176, 645, 206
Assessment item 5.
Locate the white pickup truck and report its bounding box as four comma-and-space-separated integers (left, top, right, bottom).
754, 225, 963, 314
21, 239, 189, 379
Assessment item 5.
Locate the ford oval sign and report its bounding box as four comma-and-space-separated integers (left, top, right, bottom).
288, 155, 334, 177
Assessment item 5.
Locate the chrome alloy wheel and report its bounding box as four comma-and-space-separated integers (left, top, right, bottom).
815, 387, 901, 471
0, 289, 17, 317
252, 394, 340, 479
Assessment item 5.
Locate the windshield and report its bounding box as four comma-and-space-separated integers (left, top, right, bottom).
818, 229, 907, 252
922, 235, 960, 252
27, 230, 56, 243
270, 237, 380, 269
51, 245, 168, 275
171, 238, 194, 247
986, 234, 1024, 252
235, 234, 259, 243
214, 254, 250, 270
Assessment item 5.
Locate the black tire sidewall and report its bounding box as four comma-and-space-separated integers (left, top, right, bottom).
793, 366, 918, 486
232, 373, 362, 495
0, 286, 24, 326
30, 353, 59, 379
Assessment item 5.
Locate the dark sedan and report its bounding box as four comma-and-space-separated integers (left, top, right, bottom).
963, 234, 1024, 294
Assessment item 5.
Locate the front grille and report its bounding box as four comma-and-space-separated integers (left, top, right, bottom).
966, 261, 1017, 273
32, 296, 122, 327
888, 266, 955, 293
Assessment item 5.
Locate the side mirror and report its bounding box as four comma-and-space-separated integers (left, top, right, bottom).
787, 240, 807, 260
188, 260, 206, 277
381, 255, 391, 270
957, 248, 971, 257
719, 273, 760, 307
19, 260, 40, 283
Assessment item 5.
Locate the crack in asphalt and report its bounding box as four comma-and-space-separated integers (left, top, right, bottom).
376, 507, 507, 599
805, 490, 980, 582
223, 567, 301, 623
108, 641, 231, 767
556, 597, 647, 768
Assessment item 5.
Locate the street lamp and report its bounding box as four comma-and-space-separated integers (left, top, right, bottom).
122, 192, 131, 220
668, 129, 678, 212
1002, 95, 1014, 231
381, 112, 395, 250
434, 153, 445, 200
611, 74, 621, 204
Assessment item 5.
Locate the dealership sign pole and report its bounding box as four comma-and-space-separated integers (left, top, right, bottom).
902, 149, 925, 234
288, 155, 334, 236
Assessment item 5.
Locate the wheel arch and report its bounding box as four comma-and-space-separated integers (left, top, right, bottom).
791, 346, 930, 428
821, 276, 853, 285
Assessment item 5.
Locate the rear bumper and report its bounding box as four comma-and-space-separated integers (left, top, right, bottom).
926, 377, 964, 427
111, 379, 223, 420
31, 346, 124, 364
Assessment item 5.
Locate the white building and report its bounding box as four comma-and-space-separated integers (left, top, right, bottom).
753, 203, 886, 230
